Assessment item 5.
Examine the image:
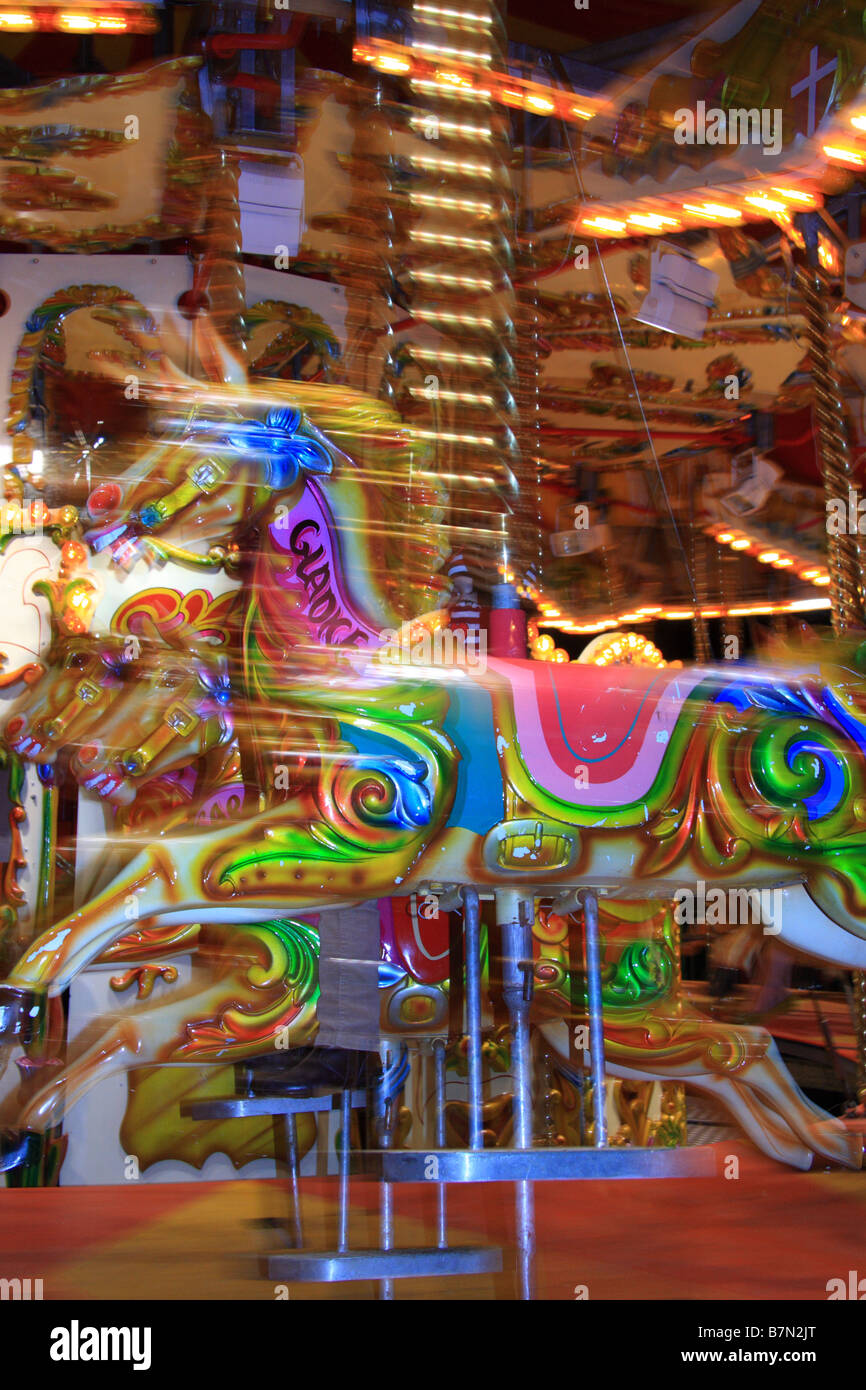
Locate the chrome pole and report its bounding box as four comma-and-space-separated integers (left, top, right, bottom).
377, 1048, 394, 1300
498, 890, 536, 1301
337, 1083, 351, 1254
578, 888, 607, 1147
461, 885, 484, 1151
433, 1037, 448, 1248
284, 1113, 303, 1249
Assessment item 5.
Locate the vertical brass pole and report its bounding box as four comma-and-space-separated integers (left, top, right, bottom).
796, 238, 866, 1104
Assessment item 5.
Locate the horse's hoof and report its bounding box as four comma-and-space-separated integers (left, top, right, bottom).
0, 985, 46, 1044
0, 1127, 41, 1173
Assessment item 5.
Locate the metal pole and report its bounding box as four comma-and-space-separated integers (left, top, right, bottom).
498, 890, 536, 1301
377, 1050, 394, 1301
283, 1113, 303, 1248
337, 1084, 351, 1254
461, 886, 484, 1150
578, 889, 607, 1146
433, 1037, 448, 1249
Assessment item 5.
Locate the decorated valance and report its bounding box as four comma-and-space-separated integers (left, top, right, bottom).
0, 57, 213, 249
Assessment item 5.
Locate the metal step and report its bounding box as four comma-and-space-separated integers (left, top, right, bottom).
267, 1244, 503, 1283
370, 1145, 719, 1183
180, 1089, 367, 1119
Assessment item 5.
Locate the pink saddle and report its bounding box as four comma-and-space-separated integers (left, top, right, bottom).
486, 657, 704, 807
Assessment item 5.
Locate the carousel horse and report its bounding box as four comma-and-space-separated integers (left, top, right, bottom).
0, 344, 865, 1172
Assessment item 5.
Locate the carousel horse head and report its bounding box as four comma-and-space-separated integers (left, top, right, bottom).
3, 636, 235, 806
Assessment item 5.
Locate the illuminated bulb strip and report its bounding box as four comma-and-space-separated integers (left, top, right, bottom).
410, 78, 493, 103
409, 154, 494, 177
413, 41, 492, 63
413, 309, 497, 329
6, 5, 157, 30
356, 40, 603, 123
408, 116, 492, 139
409, 192, 495, 214
410, 269, 495, 291
579, 183, 823, 237
408, 387, 496, 405
710, 524, 828, 583
544, 592, 835, 633
413, 4, 493, 26
413, 429, 496, 446
408, 346, 496, 368
410, 229, 494, 251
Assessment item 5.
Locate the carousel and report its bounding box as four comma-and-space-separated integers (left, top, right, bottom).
0, 0, 864, 1310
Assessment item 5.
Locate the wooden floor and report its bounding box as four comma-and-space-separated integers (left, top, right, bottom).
3, 1142, 865, 1300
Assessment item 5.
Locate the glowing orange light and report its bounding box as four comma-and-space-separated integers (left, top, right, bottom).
526, 94, 555, 114
627, 212, 682, 231
772, 187, 817, 205
683, 202, 741, 222
824, 145, 865, 166
582, 216, 626, 234
744, 195, 786, 213
376, 54, 411, 73
59, 12, 98, 29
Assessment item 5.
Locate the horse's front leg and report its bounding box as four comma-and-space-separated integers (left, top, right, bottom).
5, 968, 258, 1133
0, 839, 196, 1038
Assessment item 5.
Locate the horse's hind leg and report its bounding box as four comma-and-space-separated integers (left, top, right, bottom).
716, 1032, 862, 1169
